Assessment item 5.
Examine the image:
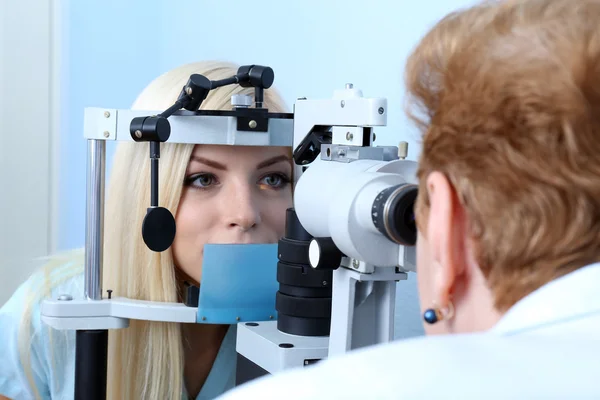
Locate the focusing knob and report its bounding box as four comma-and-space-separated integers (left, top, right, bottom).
372, 184, 418, 246
308, 237, 343, 270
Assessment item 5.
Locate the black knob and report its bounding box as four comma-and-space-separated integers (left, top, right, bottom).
130, 116, 171, 142
308, 237, 343, 270
180, 74, 212, 111
237, 65, 274, 89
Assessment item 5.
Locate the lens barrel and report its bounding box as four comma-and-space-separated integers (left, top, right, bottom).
371, 184, 418, 246
275, 208, 332, 336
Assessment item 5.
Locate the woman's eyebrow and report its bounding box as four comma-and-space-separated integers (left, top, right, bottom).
190, 156, 226, 170
256, 155, 291, 169
189, 154, 291, 170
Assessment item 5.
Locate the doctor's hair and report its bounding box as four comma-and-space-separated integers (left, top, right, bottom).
18, 60, 289, 400
406, 0, 600, 312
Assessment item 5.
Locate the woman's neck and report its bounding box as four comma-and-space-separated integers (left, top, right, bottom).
181, 322, 229, 398
181, 323, 229, 354
175, 269, 230, 397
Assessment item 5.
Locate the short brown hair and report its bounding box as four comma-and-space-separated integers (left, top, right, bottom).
406, 0, 600, 312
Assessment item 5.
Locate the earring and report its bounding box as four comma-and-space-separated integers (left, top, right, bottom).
423, 301, 454, 324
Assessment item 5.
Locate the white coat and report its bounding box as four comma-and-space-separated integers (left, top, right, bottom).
217, 263, 600, 399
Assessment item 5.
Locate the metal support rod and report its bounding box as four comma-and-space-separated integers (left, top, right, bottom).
150, 141, 159, 207
85, 139, 105, 301
328, 266, 398, 357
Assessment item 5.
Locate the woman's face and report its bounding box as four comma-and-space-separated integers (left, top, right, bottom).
172, 144, 293, 283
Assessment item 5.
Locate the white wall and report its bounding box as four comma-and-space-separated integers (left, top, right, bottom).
0, 0, 62, 306
52, 0, 479, 339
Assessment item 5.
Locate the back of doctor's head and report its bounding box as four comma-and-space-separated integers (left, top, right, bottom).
406, 0, 600, 313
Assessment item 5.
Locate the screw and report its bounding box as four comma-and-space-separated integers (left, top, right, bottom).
346, 132, 353, 141
322, 281, 328, 286
107, 290, 113, 299
202, 316, 207, 321
103, 131, 110, 138
186, 86, 193, 95
269, 315, 274, 319
373, 133, 377, 142
135, 130, 142, 138
345, 83, 354, 89
58, 294, 73, 301
104, 111, 110, 118
249, 120, 257, 129
398, 141, 409, 159
352, 259, 360, 269
236, 316, 240, 321
341, 100, 345, 108
378, 107, 385, 114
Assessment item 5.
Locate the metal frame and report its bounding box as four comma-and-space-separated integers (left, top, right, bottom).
235, 264, 407, 371
236, 321, 330, 373
84, 139, 105, 301
328, 264, 406, 356
37, 85, 415, 399
41, 108, 296, 328
84, 107, 294, 146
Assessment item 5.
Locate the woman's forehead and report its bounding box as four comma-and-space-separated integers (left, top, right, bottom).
190, 144, 291, 163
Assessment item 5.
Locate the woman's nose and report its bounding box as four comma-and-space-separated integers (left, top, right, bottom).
223, 185, 261, 231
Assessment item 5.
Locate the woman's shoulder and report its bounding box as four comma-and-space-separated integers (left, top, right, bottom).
0, 249, 85, 399
1, 250, 85, 317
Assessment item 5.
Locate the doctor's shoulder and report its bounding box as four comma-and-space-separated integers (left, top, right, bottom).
219, 331, 600, 400
0, 249, 85, 400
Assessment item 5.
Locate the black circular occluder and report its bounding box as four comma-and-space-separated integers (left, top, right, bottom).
142, 207, 176, 252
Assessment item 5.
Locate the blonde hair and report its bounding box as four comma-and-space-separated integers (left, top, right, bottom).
407, 0, 600, 311
19, 61, 288, 399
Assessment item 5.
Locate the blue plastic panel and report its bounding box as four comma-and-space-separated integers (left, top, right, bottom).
196, 243, 279, 324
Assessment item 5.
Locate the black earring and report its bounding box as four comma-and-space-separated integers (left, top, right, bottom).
423, 301, 454, 325
423, 308, 442, 324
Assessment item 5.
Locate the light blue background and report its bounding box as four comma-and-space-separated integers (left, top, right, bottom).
58, 0, 477, 340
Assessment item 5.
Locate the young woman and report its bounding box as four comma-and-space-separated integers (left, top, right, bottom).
0, 61, 294, 400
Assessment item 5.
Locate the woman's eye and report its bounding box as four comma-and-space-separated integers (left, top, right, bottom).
260, 173, 290, 189
185, 173, 217, 189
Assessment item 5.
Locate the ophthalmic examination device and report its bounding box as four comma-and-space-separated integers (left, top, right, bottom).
40, 64, 419, 400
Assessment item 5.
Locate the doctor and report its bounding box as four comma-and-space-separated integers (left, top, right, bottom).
217, 0, 600, 398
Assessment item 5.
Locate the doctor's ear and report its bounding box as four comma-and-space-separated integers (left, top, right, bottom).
422, 172, 466, 325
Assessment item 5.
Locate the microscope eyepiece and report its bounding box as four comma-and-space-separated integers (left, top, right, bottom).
372, 184, 418, 246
